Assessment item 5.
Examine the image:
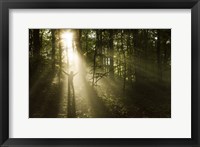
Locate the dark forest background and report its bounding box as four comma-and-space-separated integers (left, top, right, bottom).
29, 29, 171, 118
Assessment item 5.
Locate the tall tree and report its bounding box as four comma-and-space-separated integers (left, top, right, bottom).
33, 29, 40, 59
58, 30, 62, 85
109, 30, 114, 77
133, 30, 139, 83
157, 29, 162, 81
121, 30, 126, 91
92, 30, 99, 86
51, 29, 56, 70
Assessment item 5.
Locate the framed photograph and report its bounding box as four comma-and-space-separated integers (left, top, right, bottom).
0, 0, 199, 146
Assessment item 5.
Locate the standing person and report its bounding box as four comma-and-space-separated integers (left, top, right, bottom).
63, 70, 78, 96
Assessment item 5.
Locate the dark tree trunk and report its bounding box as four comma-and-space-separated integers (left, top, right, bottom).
33, 29, 40, 58
126, 30, 131, 81
99, 30, 103, 69
133, 30, 139, 83
78, 30, 82, 53
116, 36, 120, 76
157, 29, 162, 81
40, 31, 43, 53
51, 29, 56, 70
144, 30, 148, 71
121, 30, 126, 92
74, 30, 82, 54
58, 30, 62, 85
85, 31, 88, 57
109, 30, 114, 77
92, 30, 99, 86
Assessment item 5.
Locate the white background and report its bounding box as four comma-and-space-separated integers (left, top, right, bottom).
9, 9, 191, 138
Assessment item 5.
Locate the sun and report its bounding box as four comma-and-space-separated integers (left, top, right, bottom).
61, 31, 77, 65
61, 31, 73, 48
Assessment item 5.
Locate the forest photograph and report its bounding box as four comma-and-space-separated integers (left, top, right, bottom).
29, 29, 171, 118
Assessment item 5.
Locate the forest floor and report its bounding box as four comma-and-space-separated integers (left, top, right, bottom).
29, 63, 171, 118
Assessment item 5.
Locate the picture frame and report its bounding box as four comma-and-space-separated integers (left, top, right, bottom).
0, 0, 199, 146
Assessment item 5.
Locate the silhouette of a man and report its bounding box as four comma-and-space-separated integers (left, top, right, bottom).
65, 71, 78, 95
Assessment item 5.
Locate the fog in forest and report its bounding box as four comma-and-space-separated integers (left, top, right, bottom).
29, 29, 171, 118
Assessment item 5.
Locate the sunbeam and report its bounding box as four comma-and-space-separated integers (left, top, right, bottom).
61, 31, 78, 66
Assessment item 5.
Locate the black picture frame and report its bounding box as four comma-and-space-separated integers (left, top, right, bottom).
0, 0, 199, 146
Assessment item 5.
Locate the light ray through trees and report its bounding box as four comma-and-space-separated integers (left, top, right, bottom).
29, 29, 171, 118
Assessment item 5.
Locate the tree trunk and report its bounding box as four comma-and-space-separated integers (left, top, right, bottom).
157, 29, 162, 81
33, 29, 40, 59
144, 30, 148, 71
121, 30, 126, 92
126, 30, 131, 81
92, 30, 99, 86
51, 29, 56, 70
85, 31, 88, 57
99, 30, 103, 69
133, 30, 139, 83
109, 30, 114, 77
58, 30, 62, 85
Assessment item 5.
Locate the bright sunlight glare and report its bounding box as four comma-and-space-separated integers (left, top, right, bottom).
61, 31, 78, 67
61, 31, 73, 48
